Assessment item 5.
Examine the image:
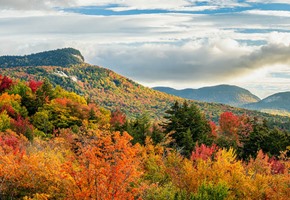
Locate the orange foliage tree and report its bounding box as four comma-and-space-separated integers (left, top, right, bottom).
62, 131, 143, 200
0, 131, 68, 199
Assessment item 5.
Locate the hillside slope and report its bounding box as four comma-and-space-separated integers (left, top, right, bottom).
153, 85, 260, 107
0, 48, 289, 128
244, 92, 290, 115
0, 63, 184, 119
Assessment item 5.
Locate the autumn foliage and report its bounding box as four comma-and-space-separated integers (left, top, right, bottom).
110, 108, 126, 130
0, 75, 13, 92
28, 80, 43, 93
63, 131, 142, 200
0, 75, 289, 199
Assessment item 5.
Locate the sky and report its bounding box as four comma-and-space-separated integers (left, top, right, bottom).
1, 0, 290, 98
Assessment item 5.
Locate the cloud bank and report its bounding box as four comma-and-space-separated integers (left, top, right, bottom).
1, 0, 290, 97
0, 0, 74, 10
89, 42, 290, 84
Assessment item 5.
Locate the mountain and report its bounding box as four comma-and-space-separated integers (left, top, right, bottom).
244, 92, 290, 116
0, 48, 289, 128
153, 85, 260, 107
153, 87, 195, 99
0, 48, 84, 68
155, 85, 290, 117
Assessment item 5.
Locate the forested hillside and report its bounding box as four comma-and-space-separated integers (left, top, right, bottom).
0, 75, 289, 199
0, 63, 183, 119
1, 58, 290, 131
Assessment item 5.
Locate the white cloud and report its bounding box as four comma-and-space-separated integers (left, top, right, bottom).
0, 9, 70, 18
112, 0, 191, 10
194, 0, 248, 7
108, 5, 220, 12
246, 0, 290, 3
244, 9, 290, 17
268, 32, 290, 45
75, 0, 248, 12
0, 0, 75, 10
92, 42, 290, 83
75, 0, 247, 9
0, 0, 249, 12
237, 64, 290, 98
0, 0, 192, 10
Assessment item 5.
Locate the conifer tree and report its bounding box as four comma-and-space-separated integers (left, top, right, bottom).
162, 101, 212, 156
126, 114, 151, 145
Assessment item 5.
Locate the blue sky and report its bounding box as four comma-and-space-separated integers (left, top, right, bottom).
1, 0, 290, 98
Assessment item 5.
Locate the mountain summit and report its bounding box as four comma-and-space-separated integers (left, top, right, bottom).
153, 85, 260, 107
0, 48, 84, 68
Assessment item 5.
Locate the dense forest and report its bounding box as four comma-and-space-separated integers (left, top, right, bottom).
0, 75, 289, 199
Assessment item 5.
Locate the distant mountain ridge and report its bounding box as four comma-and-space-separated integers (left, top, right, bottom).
153, 85, 261, 107
154, 85, 290, 116
244, 92, 290, 115
0, 48, 84, 68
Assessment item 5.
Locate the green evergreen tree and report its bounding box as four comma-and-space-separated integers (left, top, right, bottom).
151, 123, 165, 145
265, 128, 290, 157
239, 118, 269, 160
32, 78, 55, 114
179, 128, 195, 156
126, 114, 151, 145
162, 101, 212, 157
238, 118, 290, 160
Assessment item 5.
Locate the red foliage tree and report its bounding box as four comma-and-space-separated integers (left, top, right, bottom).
0, 134, 20, 152
10, 116, 34, 140
237, 114, 253, 138
28, 80, 43, 93
209, 121, 218, 137
191, 143, 218, 161
0, 75, 13, 92
219, 112, 240, 137
0, 104, 16, 118
269, 157, 285, 174
110, 108, 126, 130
